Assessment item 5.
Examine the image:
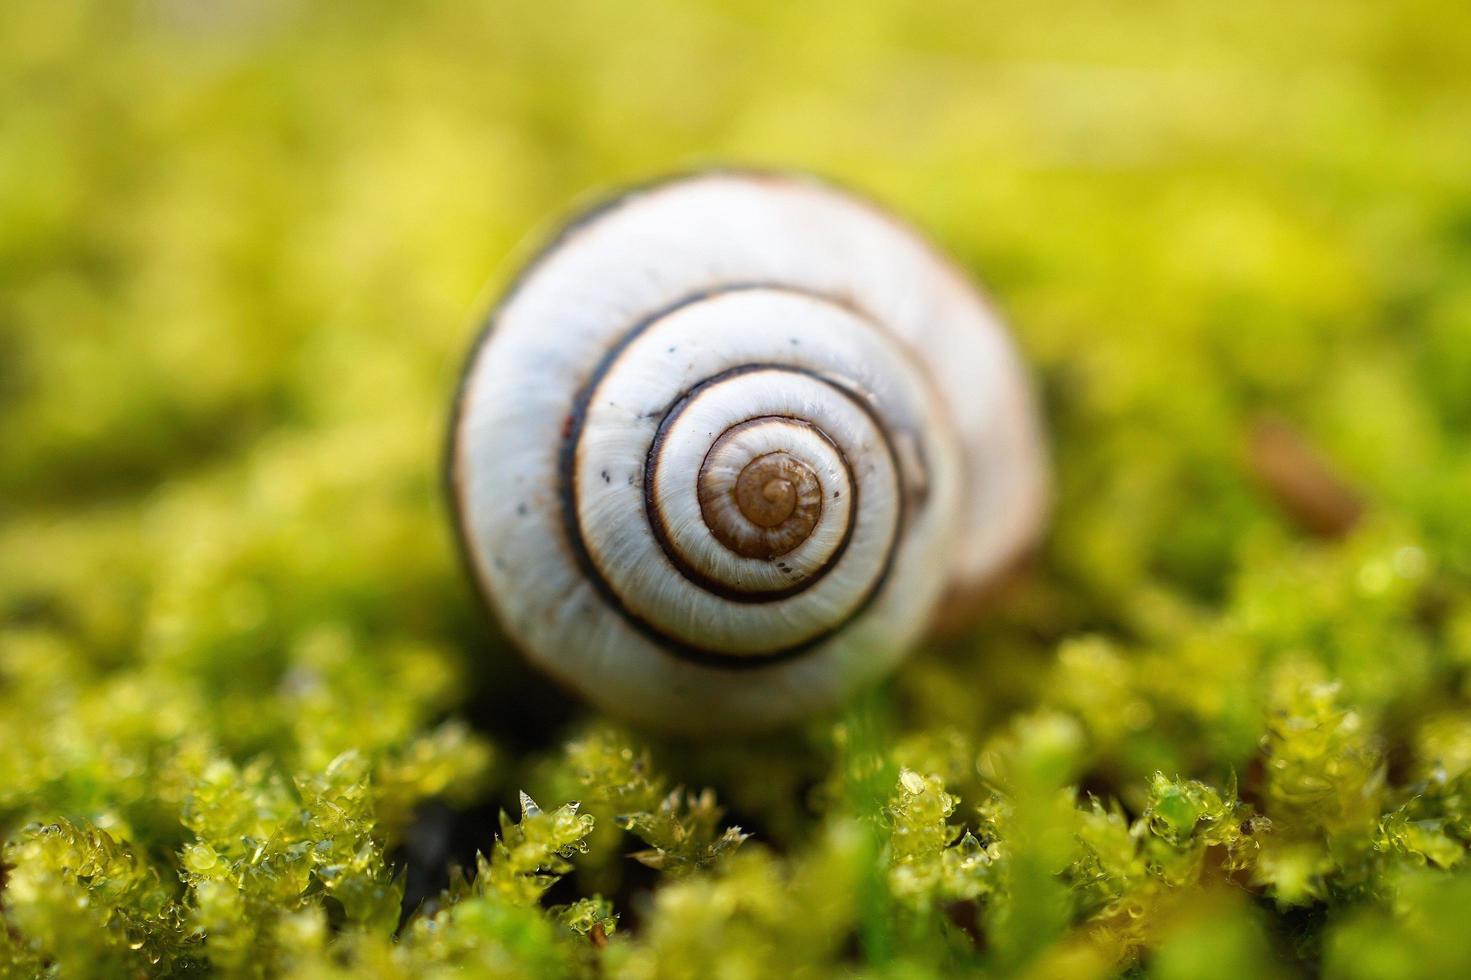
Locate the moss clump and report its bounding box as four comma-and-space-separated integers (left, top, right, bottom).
5, 0, 1471, 976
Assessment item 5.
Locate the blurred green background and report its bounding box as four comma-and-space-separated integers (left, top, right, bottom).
3, 1, 1471, 977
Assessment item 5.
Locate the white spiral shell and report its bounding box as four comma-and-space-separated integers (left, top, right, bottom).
450, 171, 1048, 733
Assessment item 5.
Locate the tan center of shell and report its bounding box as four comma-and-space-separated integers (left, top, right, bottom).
736, 457, 801, 527
699, 449, 823, 560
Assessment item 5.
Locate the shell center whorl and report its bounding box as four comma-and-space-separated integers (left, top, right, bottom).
737, 465, 797, 527
699, 428, 825, 559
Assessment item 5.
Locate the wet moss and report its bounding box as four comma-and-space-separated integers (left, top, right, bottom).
4, 1, 1471, 976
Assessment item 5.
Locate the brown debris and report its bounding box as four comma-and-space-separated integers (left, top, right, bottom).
1247, 416, 1363, 539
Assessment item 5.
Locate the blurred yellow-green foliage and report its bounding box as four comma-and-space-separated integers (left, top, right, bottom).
3, 1, 1471, 977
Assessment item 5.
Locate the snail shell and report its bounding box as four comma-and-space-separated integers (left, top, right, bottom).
450, 171, 1048, 733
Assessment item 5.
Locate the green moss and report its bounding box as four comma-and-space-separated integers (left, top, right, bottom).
4, 0, 1471, 976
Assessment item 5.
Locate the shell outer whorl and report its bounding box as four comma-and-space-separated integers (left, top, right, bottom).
558, 288, 911, 667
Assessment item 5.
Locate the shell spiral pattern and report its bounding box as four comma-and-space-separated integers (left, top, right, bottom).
451, 172, 1048, 733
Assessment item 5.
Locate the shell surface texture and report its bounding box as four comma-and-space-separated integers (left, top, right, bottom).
450, 171, 1048, 733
